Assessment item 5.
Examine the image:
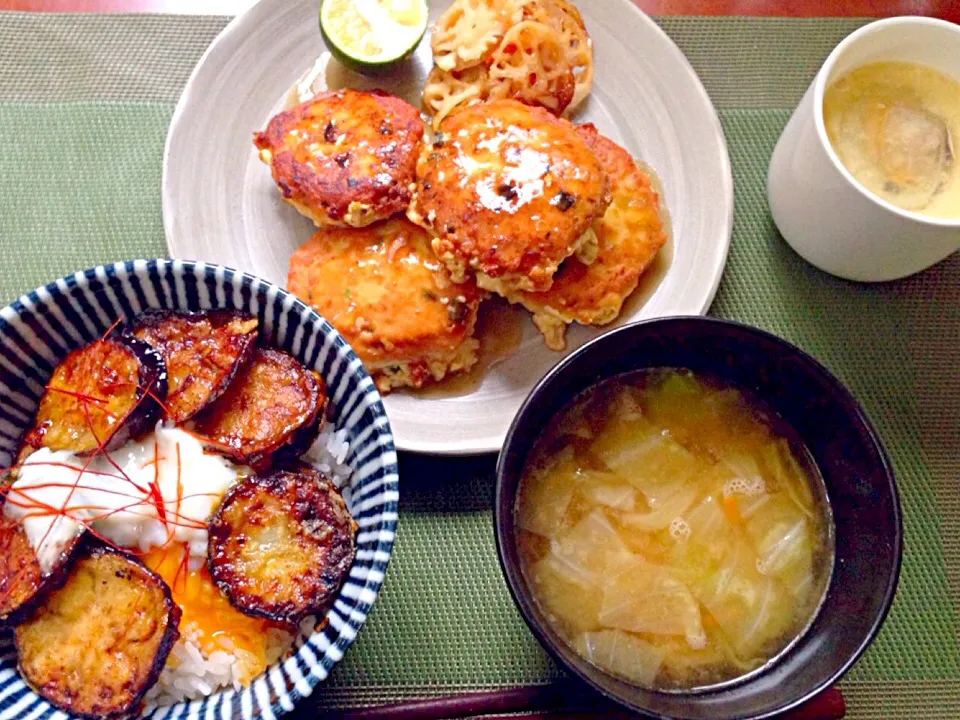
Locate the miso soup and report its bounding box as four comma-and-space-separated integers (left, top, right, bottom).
515, 369, 834, 690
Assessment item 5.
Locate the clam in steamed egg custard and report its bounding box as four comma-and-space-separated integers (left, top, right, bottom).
515, 369, 834, 690
823, 61, 960, 218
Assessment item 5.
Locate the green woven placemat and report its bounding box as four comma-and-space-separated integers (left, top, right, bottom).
0, 11, 957, 718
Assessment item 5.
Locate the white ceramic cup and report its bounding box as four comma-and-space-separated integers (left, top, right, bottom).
768, 17, 960, 282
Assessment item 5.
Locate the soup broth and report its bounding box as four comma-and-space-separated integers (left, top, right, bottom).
823, 60, 960, 218
515, 369, 833, 690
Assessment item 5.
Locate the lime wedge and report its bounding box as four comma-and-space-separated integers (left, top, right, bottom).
320, 0, 428, 74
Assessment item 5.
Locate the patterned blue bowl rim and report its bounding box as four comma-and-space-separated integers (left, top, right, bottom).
0, 259, 399, 720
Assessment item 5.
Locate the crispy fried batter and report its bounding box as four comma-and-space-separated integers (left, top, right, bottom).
408, 99, 609, 294
254, 88, 424, 227
207, 468, 357, 623
22, 335, 167, 456
15, 548, 180, 719
134, 310, 258, 424
511, 123, 668, 349
192, 348, 326, 471
287, 218, 485, 393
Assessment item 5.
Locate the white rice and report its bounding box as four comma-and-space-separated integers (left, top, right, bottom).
144, 618, 317, 707
302, 425, 354, 489
145, 425, 353, 708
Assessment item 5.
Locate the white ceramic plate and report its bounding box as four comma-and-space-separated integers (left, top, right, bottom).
163, 0, 733, 455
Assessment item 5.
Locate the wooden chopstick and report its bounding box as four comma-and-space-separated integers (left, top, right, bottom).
326, 685, 845, 720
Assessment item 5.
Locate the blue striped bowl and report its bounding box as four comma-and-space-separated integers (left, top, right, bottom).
0, 259, 399, 720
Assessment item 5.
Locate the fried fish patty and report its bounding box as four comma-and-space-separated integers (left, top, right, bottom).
511, 123, 668, 350
254, 88, 423, 227
287, 218, 486, 393
408, 99, 609, 294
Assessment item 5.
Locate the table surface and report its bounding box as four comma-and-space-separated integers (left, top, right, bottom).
2, 0, 959, 22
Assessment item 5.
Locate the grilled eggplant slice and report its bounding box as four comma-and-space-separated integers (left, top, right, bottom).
15, 547, 180, 719
133, 310, 258, 424
208, 468, 357, 622
22, 334, 167, 456
0, 516, 79, 626
192, 348, 326, 470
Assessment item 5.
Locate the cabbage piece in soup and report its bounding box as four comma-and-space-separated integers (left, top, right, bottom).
515, 369, 833, 690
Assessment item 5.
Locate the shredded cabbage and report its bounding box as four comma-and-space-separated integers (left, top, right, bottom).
554, 508, 633, 572
762, 439, 816, 518
517, 448, 580, 538
620, 483, 700, 531
573, 630, 665, 687
528, 553, 602, 633
581, 482, 637, 512
599, 557, 706, 649
515, 369, 828, 689
743, 492, 815, 597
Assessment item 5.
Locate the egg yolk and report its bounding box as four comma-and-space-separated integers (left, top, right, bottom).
143, 544, 291, 681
